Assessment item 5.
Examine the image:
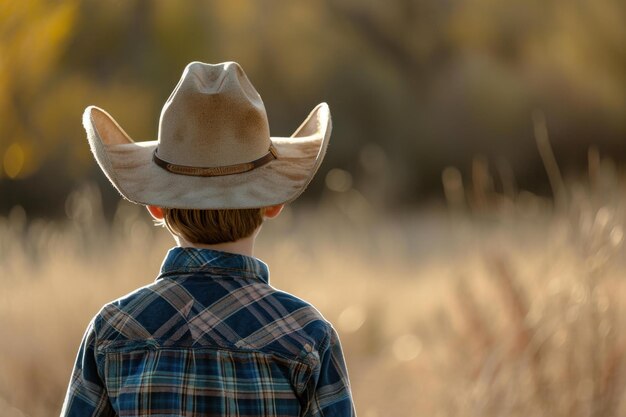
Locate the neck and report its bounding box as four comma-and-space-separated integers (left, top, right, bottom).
174, 233, 258, 257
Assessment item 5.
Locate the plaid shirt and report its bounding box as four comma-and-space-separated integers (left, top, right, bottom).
61, 247, 355, 417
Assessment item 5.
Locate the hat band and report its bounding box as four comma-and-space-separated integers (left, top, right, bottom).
153, 146, 277, 177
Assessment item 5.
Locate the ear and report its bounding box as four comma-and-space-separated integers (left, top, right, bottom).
263, 204, 284, 219
146, 205, 165, 220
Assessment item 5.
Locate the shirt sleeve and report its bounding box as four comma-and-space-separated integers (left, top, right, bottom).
303, 327, 356, 417
60, 318, 115, 417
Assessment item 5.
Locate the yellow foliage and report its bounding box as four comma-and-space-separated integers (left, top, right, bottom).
0, 0, 78, 97
0, 0, 78, 178
3, 143, 25, 179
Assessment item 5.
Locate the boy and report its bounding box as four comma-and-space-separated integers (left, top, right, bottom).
61, 62, 356, 417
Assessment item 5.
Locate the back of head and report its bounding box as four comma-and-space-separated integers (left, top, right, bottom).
158, 208, 263, 244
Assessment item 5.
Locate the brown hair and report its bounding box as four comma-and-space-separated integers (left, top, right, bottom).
157, 208, 264, 244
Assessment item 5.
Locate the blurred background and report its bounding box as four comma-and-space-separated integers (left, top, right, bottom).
1, 0, 625, 416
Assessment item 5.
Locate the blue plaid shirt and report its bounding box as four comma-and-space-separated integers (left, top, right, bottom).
61, 247, 355, 417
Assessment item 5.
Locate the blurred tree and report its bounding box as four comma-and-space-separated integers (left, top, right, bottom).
0, 0, 624, 216
0, 0, 78, 180
324, 0, 626, 199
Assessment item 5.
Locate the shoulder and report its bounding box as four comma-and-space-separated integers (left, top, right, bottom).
100, 280, 166, 313
259, 287, 336, 353
91, 279, 174, 339
271, 287, 329, 320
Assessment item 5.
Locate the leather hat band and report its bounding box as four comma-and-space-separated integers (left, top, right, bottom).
153, 146, 277, 177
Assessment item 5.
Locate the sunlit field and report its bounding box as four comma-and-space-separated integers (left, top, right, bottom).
2, 156, 626, 417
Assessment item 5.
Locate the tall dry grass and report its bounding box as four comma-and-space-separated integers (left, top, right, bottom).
1, 150, 626, 416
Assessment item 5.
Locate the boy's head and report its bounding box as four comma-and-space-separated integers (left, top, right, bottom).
82, 62, 330, 218
147, 205, 283, 245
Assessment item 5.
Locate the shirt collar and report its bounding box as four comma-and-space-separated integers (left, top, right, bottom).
157, 247, 270, 284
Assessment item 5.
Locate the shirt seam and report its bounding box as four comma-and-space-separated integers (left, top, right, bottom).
97, 339, 312, 368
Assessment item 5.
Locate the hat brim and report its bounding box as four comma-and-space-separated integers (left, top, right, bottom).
83, 103, 331, 209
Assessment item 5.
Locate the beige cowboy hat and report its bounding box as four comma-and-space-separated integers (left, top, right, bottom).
82, 61, 331, 209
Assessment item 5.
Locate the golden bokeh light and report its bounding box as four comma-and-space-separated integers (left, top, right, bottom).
392, 333, 422, 362
338, 305, 367, 333
3, 143, 25, 179
325, 168, 353, 193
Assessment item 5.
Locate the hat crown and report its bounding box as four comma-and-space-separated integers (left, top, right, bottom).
157, 62, 271, 167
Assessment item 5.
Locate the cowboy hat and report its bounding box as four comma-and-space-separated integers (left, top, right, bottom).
82, 61, 331, 209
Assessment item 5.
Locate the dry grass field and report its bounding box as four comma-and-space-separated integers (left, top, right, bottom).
1, 157, 626, 416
